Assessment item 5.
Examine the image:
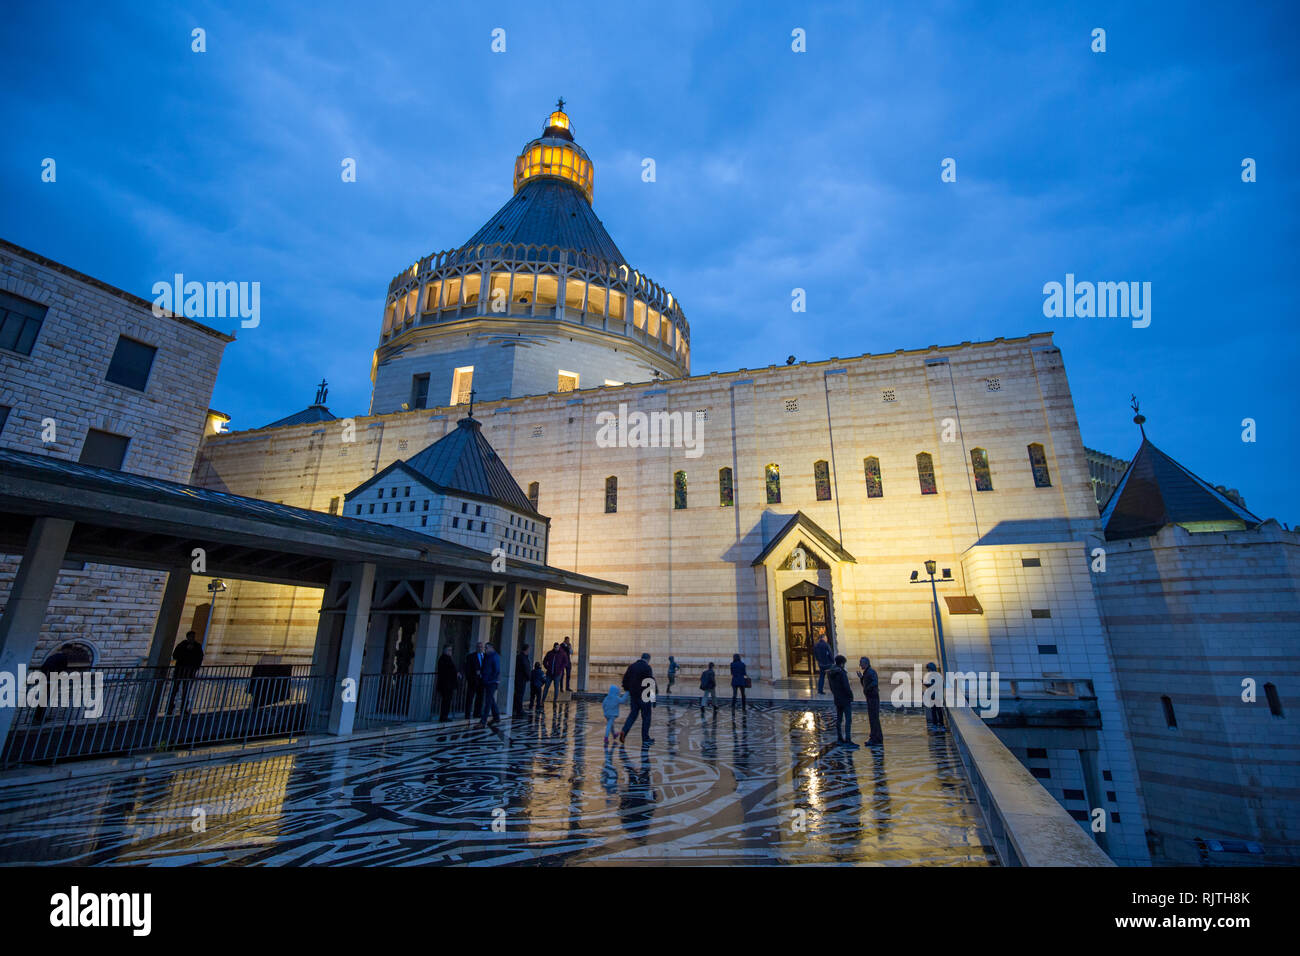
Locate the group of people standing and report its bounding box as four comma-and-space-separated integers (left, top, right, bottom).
433, 637, 578, 725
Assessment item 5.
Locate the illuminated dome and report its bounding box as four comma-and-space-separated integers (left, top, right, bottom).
372, 103, 690, 415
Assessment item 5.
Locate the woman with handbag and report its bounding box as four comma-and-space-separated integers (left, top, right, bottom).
730, 653, 749, 710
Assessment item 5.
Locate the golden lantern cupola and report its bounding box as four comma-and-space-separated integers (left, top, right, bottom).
513, 98, 595, 203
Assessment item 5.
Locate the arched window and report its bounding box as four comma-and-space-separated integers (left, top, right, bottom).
719, 467, 734, 507
813, 460, 832, 501
1265, 682, 1284, 718
673, 470, 688, 510
1028, 443, 1051, 488
971, 448, 993, 491
1161, 695, 1177, 729
604, 476, 617, 514
916, 452, 937, 495
527, 481, 539, 511
41, 641, 96, 669
864, 456, 883, 498
765, 463, 781, 504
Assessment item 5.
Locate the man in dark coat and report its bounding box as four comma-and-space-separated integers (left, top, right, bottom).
514, 644, 531, 713
618, 653, 655, 745
168, 630, 204, 715
478, 643, 501, 727
857, 656, 884, 745
464, 642, 484, 720
813, 635, 834, 695
827, 654, 856, 747
561, 637, 574, 691
435, 646, 458, 722
543, 642, 568, 704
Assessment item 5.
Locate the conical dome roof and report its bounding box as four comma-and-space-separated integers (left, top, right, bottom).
462, 102, 626, 264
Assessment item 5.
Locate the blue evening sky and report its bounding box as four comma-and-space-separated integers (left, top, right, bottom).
2, 1, 1297, 522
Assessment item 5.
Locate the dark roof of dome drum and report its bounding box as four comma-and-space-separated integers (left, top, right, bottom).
462, 177, 626, 265
404, 417, 537, 513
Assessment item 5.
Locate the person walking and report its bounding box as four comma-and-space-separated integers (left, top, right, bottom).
618, 653, 656, 745
601, 684, 628, 745
666, 655, 679, 697
435, 645, 459, 722
543, 642, 568, 703
168, 630, 204, 715
729, 654, 749, 709
478, 643, 501, 727
463, 642, 485, 720
828, 654, 857, 747
857, 656, 884, 746
561, 637, 574, 691
924, 660, 945, 731
514, 643, 531, 713
698, 662, 718, 710
813, 635, 834, 695
529, 661, 546, 711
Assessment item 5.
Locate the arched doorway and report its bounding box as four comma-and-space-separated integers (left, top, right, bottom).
782, 580, 834, 676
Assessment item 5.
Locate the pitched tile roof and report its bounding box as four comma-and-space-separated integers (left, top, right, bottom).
262, 404, 337, 429
403, 417, 537, 513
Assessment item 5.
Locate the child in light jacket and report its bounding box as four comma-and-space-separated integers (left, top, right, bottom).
601, 685, 629, 745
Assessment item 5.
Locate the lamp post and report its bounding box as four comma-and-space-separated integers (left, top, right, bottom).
203, 579, 228, 651
910, 561, 953, 676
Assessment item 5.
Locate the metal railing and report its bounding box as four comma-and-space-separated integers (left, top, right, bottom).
354, 672, 471, 729
1, 666, 332, 769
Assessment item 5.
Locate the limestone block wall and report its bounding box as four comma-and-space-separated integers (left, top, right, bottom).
1096, 523, 1300, 864
0, 240, 231, 666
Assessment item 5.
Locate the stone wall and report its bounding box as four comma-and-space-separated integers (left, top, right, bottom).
0, 240, 231, 666
1097, 522, 1300, 864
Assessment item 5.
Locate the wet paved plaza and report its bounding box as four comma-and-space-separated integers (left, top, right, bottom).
0, 700, 996, 865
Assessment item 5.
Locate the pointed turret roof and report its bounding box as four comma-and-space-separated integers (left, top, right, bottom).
404, 417, 537, 513
1101, 437, 1262, 540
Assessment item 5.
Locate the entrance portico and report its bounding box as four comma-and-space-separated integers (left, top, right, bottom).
751, 511, 856, 682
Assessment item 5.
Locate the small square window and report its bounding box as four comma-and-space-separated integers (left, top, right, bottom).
422, 500, 429, 511
1037, 644, 1058, 655
1021, 557, 1041, 568
0, 290, 48, 356
369, 503, 375, 514
105, 336, 157, 391
78, 429, 130, 470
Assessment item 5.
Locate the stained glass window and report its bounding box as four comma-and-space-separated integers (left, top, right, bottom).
528, 481, 539, 510
814, 460, 832, 501
864, 456, 883, 498
605, 475, 617, 514
719, 467, 734, 507
674, 470, 687, 510
1028, 443, 1051, 488
971, 448, 993, 491
765, 463, 781, 504
916, 452, 937, 495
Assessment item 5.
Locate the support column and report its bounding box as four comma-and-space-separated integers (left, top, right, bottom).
577, 593, 592, 692
0, 518, 75, 748
327, 562, 375, 736
497, 582, 520, 717
408, 578, 443, 721
138, 567, 191, 717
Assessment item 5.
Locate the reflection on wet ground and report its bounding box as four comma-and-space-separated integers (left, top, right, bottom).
0, 700, 996, 865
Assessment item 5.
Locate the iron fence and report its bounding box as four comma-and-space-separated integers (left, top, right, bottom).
1, 666, 332, 769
